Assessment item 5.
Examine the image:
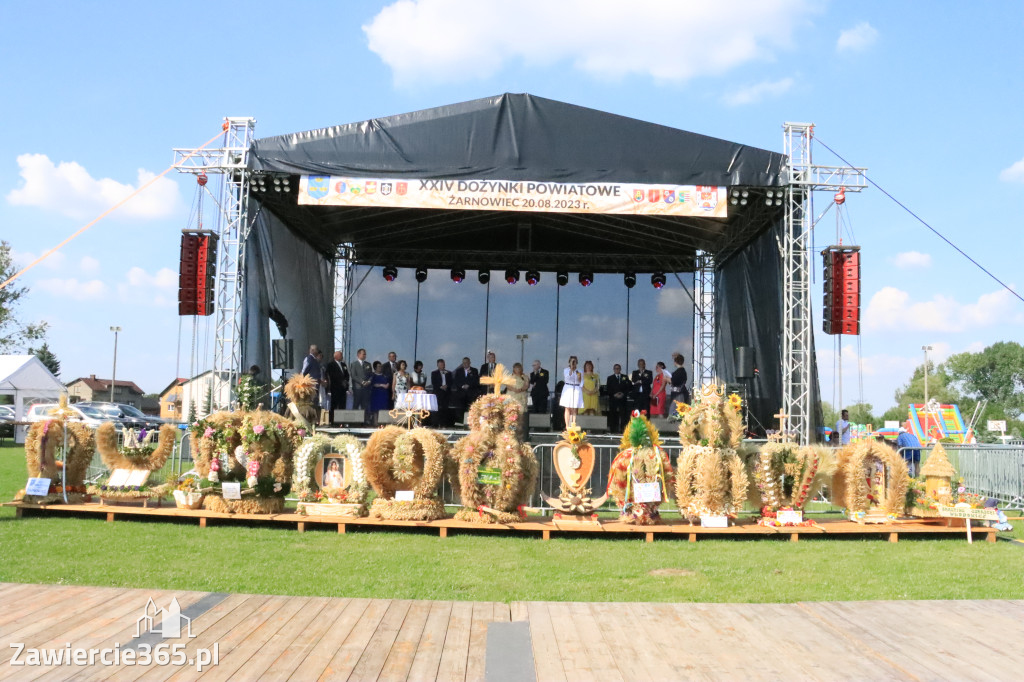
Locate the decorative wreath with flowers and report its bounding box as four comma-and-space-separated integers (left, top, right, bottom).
189, 410, 300, 514
674, 383, 749, 523
293, 433, 368, 507
95, 422, 177, 472
17, 413, 95, 504
606, 412, 675, 525
450, 394, 537, 524
362, 425, 449, 521
832, 439, 910, 520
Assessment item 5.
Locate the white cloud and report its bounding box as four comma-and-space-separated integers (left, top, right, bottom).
836, 22, 878, 52
117, 266, 179, 307
364, 0, 813, 86
722, 77, 794, 106
656, 288, 694, 316
1000, 157, 1024, 183
890, 251, 932, 268
10, 249, 66, 271
80, 255, 100, 274
864, 286, 1021, 333
6, 153, 180, 220
36, 277, 108, 300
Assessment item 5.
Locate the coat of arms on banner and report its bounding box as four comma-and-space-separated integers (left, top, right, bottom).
663, 190, 676, 204
381, 182, 392, 196
648, 189, 661, 202
334, 181, 347, 195
306, 176, 329, 200
697, 186, 719, 212
397, 182, 408, 195
632, 189, 644, 202
365, 181, 377, 194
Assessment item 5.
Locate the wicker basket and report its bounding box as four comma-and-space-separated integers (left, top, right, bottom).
298, 502, 364, 517
173, 490, 205, 510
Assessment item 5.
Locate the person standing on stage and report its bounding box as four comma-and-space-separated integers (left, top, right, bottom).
430, 359, 453, 427
325, 350, 349, 425
582, 360, 601, 416
836, 409, 852, 446
670, 353, 690, 405
453, 357, 479, 423
630, 358, 653, 415
350, 348, 372, 425
560, 355, 584, 428
369, 361, 390, 425
529, 360, 550, 414
392, 360, 410, 406
410, 361, 427, 389
508, 362, 529, 412
301, 344, 324, 422
315, 349, 329, 424
382, 351, 398, 408
606, 363, 631, 433
650, 361, 668, 417
479, 351, 497, 378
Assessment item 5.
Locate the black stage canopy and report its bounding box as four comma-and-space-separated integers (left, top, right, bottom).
241, 94, 811, 434
248, 93, 788, 272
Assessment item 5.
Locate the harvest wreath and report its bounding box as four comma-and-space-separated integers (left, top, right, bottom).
17, 409, 95, 504
363, 425, 448, 521
607, 412, 675, 525
295, 433, 369, 516
832, 439, 910, 521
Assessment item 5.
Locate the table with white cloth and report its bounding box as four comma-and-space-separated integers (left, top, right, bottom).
395, 392, 438, 411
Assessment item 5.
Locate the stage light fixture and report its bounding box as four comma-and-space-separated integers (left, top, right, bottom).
651, 272, 666, 289
624, 272, 636, 288
415, 267, 428, 283
730, 189, 739, 198
505, 268, 520, 284
478, 269, 490, 285
556, 271, 569, 286
579, 272, 594, 287
450, 268, 465, 283
526, 270, 540, 286
383, 265, 398, 282
730, 197, 738, 206
775, 197, 783, 206
766, 190, 774, 198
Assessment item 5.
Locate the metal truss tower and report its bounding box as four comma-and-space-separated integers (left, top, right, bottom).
173, 118, 256, 409
333, 245, 355, 359
781, 122, 866, 443
693, 251, 716, 388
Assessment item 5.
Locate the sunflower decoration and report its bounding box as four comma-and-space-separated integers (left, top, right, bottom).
728, 393, 743, 411
565, 425, 587, 444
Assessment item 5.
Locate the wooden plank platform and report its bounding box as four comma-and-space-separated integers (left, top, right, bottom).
0, 583, 1021, 681
2, 501, 998, 542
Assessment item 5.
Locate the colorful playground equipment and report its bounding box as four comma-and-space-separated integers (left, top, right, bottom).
907, 400, 975, 444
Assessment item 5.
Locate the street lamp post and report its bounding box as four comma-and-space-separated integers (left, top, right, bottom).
922, 345, 933, 407
110, 326, 122, 403
516, 334, 529, 368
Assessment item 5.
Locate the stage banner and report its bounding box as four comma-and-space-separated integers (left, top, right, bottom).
297, 175, 727, 218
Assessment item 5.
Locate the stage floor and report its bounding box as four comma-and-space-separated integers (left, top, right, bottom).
0, 582, 1021, 680
4, 502, 996, 543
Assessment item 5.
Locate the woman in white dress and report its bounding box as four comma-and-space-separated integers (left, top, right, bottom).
392, 360, 410, 406
559, 355, 584, 428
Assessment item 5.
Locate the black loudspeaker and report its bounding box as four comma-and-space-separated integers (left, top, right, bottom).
734, 346, 754, 379
272, 339, 294, 370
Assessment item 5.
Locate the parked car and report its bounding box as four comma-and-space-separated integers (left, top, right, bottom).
76, 402, 165, 431
0, 405, 15, 422
24, 403, 123, 430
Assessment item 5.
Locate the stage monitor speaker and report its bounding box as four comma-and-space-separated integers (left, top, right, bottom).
529, 414, 552, 430
333, 409, 366, 424
272, 338, 294, 370
734, 346, 754, 379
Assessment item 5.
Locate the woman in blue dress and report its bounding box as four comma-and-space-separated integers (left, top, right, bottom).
369, 361, 390, 424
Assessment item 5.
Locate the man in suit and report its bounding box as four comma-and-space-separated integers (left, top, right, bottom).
479, 351, 500, 398
381, 350, 398, 408
430, 358, 454, 427
325, 350, 349, 425
529, 360, 550, 414
631, 358, 653, 415
301, 344, 324, 421
349, 348, 372, 424
452, 357, 479, 423
606, 363, 632, 433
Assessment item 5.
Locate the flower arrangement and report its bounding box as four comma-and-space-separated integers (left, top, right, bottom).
236, 374, 259, 411
750, 442, 835, 519
96, 422, 177, 472
606, 411, 675, 525
450, 393, 537, 524
674, 383, 749, 523
17, 412, 95, 504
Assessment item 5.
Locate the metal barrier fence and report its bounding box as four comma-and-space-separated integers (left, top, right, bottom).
942, 444, 1024, 510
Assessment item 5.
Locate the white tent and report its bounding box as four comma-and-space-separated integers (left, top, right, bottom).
0, 355, 64, 443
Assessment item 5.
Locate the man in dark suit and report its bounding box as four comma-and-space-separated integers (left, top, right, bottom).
349, 348, 372, 424
631, 358, 653, 415
452, 357, 479, 423
325, 350, 349, 425
478, 351, 500, 398
381, 350, 398, 408
301, 344, 324, 422
430, 358, 454, 427
606, 363, 632, 433
529, 360, 550, 414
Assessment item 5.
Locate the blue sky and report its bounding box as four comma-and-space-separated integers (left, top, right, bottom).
2, 1, 1023, 415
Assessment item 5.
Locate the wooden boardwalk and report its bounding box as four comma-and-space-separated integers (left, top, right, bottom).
0, 583, 1021, 681
5, 502, 997, 543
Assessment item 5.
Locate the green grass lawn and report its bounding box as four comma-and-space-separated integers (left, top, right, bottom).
2, 444, 1022, 603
